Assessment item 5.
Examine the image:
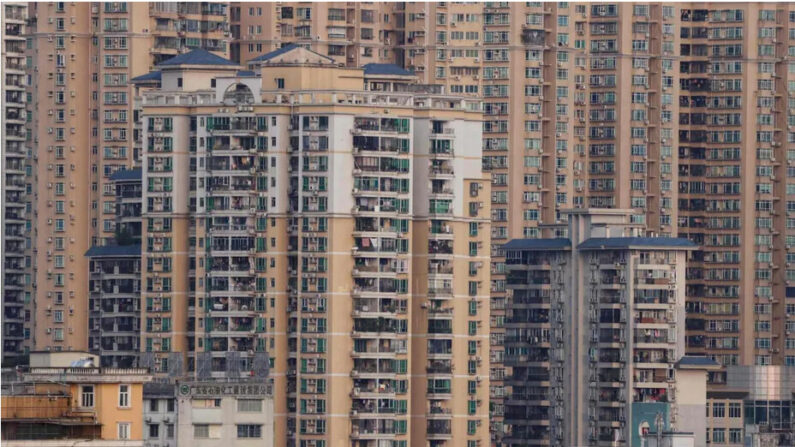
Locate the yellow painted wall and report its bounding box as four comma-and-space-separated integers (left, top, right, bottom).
68, 382, 145, 440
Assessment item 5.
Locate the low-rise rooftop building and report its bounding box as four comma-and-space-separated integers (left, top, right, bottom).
2, 355, 151, 446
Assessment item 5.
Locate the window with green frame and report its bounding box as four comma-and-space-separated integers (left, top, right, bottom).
394, 420, 407, 434
469, 242, 478, 256
394, 359, 407, 374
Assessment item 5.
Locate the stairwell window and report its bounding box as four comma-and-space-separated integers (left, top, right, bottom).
119, 384, 130, 408
81, 385, 95, 408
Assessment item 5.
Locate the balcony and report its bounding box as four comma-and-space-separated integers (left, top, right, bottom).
426, 360, 452, 374
350, 419, 398, 439
351, 399, 398, 417
426, 420, 452, 439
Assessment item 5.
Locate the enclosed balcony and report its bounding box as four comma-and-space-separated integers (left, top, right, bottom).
428, 240, 453, 257
351, 358, 396, 378
352, 317, 406, 336
428, 160, 454, 179
426, 359, 452, 375
634, 328, 671, 345
426, 420, 451, 439
208, 278, 256, 293
427, 339, 452, 359
353, 117, 410, 134
351, 398, 399, 418
352, 338, 404, 358
207, 116, 266, 133
351, 419, 399, 439
207, 155, 255, 173
208, 256, 252, 273
352, 298, 405, 317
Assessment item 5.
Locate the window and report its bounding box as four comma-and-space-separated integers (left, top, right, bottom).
194, 424, 210, 438
237, 399, 263, 412
729, 402, 741, 418
276, 78, 285, 89
119, 384, 130, 407
712, 402, 725, 418
237, 424, 262, 438
118, 422, 130, 440
81, 385, 95, 407
149, 424, 159, 438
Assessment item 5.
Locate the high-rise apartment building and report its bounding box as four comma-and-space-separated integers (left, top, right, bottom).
230, 2, 400, 68
675, 4, 795, 372
138, 45, 490, 447
2, 2, 30, 366
26, 1, 229, 353
87, 168, 143, 368
504, 208, 717, 446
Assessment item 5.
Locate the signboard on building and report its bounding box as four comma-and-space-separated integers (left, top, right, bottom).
178, 382, 271, 398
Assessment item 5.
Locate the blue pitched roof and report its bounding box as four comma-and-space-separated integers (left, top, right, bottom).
677, 356, 720, 367
131, 70, 161, 82
158, 49, 236, 67
110, 168, 142, 182
363, 63, 414, 77
248, 43, 333, 63
236, 70, 257, 77
578, 237, 697, 250
249, 43, 300, 62
677, 356, 721, 370
85, 244, 141, 258
503, 238, 572, 251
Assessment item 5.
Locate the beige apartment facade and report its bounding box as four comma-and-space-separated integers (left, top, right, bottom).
26, 1, 229, 354
230, 2, 400, 70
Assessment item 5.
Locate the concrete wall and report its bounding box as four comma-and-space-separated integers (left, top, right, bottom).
676, 369, 709, 447
177, 394, 274, 447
